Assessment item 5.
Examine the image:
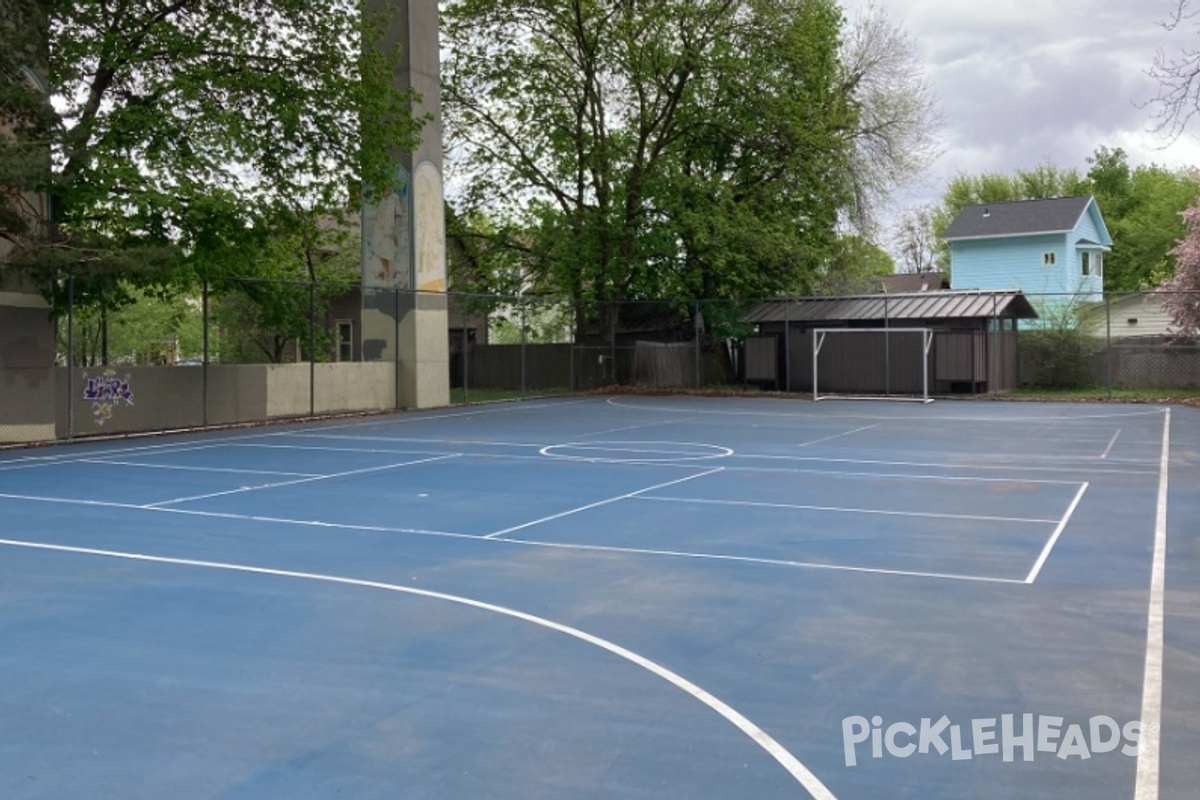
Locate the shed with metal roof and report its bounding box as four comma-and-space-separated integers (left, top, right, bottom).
742, 290, 1038, 396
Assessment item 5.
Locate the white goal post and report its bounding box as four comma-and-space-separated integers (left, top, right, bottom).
812, 327, 935, 403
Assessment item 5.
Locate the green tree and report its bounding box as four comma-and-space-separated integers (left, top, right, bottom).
1, 0, 420, 355
442, 0, 859, 338
210, 210, 361, 363
0, 1, 54, 280
1084, 147, 1200, 291
817, 234, 895, 294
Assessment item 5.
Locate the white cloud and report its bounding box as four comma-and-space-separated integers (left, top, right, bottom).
842, 0, 1200, 213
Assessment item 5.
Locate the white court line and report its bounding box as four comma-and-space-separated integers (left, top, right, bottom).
234, 442, 1093, 486
0, 398, 588, 470
541, 442, 732, 459
718, 461, 1083, 486
484, 468, 724, 539
1022, 483, 1089, 584
796, 424, 880, 448
603, 396, 1170, 421
279, 433, 546, 449
273, 398, 593, 437
0, 441, 233, 472
230, 442, 453, 456
1135, 409, 1170, 800
1101, 429, 1122, 459
636, 495, 1061, 525
80, 458, 320, 478
576, 419, 688, 438
0, 492, 474, 539
0, 490, 1024, 583
746, 453, 1155, 476
0, 536, 837, 800
142, 454, 460, 508
498, 536, 1028, 584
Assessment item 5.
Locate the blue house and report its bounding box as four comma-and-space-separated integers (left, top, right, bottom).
944, 196, 1112, 320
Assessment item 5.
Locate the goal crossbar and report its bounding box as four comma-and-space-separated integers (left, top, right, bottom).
812, 327, 935, 403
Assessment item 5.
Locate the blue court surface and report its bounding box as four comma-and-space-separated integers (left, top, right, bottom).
1, 395, 1197, 799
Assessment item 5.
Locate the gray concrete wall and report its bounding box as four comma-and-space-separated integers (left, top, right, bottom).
39, 363, 396, 441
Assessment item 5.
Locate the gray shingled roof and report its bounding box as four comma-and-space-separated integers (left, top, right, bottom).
943, 196, 1093, 241
742, 290, 1038, 324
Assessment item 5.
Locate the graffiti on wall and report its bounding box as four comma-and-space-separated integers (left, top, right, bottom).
83, 369, 135, 426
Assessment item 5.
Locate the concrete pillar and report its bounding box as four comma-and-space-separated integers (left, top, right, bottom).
362, 0, 449, 409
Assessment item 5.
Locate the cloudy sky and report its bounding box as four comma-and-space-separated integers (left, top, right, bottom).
840, 0, 1200, 213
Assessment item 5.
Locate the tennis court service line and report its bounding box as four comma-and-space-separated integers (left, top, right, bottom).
0, 440, 233, 472
718, 461, 1084, 486
796, 423, 879, 448
635, 495, 1061, 525
0, 489, 1028, 582
745, 453, 1154, 476
141, 454, 461, 508
1101, 429, 1122, 459
603, 396, 1170, 421
280, 433, 546, 449
1135, 408, 1170, 800
0, 535, 840, 800
483, 468, 725, 539
574, 418, 691, 439
80, 458, 321, 478
1022, 482, 1089, 584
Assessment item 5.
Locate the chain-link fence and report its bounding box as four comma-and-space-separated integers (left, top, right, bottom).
2, 283, 1198, 443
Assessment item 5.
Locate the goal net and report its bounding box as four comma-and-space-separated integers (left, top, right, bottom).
812, 327, 935, 403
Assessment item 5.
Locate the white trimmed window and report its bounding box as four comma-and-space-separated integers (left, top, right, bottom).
1081, 252, 1091, 275
1043, 252, 1056, 266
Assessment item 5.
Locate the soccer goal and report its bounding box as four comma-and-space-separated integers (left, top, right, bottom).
812, 327, 935, 403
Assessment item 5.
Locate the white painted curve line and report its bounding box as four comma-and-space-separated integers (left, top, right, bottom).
143, 454, 460, 508
1023, 483, 1089, 584
484, 468, 725, 539
1135, 409, 1170, 800
0, 537, 838, 800
796, 424, 880, 448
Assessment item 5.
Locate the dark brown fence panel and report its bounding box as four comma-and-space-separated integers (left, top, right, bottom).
465, 344, 571, 391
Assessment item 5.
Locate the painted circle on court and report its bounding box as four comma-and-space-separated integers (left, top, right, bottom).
540, 440, 733, 463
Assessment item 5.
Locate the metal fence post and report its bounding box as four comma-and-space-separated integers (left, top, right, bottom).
609, 301, 617, 385
569, 303, 576, 392
520, 295, 528, 395
66, 272, 74, 439
461, 296, 470, 403
884, 295, 891, 396
308, 277, 316, 417
991, 293, 998, 396
1105, 294, 1113, 398
202, 279, 209, 428
694, 301, 702, 389
783, 300, 791, 393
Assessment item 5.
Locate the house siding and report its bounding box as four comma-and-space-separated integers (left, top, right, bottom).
951, 234, 1071, 295
949, 199, 1109, 321
1081, 294, 1178, 339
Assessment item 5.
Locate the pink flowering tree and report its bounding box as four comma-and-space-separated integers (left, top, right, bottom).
1160, 201, 1200, 338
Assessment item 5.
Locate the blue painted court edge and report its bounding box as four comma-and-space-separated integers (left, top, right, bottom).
0, 396, 1195, 799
